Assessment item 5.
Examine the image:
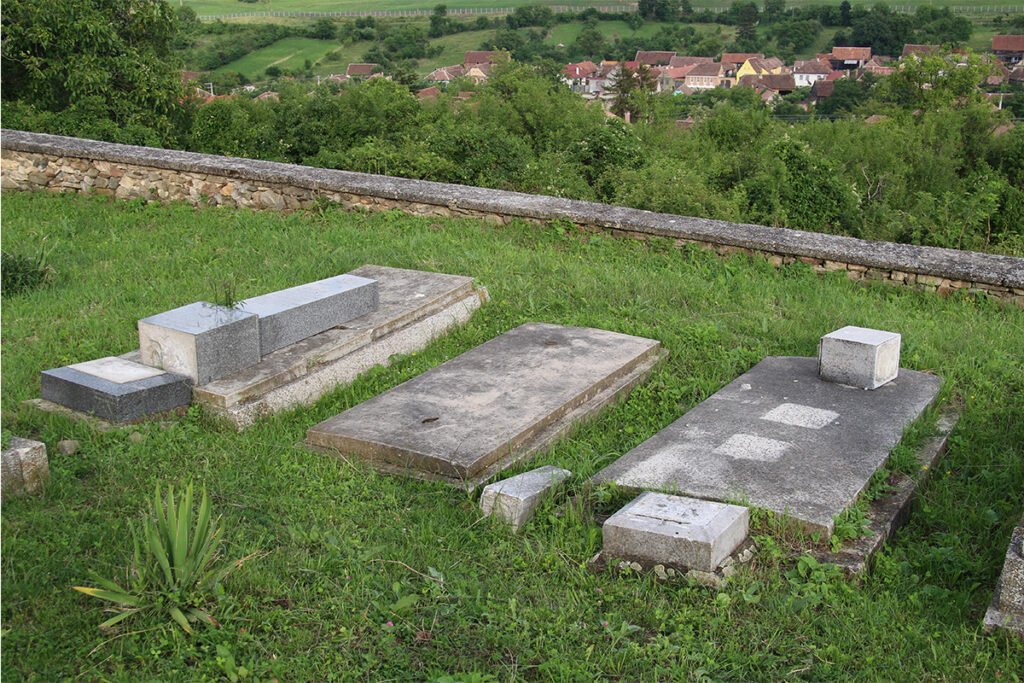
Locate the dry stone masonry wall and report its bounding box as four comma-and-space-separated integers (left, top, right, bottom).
3, 129, 1023, 306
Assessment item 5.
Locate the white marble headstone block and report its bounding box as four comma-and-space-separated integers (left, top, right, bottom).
818, 325, 901, 389
602, 492, 749, 572
139, 302, 260, 385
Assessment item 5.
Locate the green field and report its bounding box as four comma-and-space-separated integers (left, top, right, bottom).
186, 0, 1024, 20
2, 191, 1023, 679
215, 36, 341, 76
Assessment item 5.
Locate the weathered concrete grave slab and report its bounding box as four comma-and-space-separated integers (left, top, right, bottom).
984, 516, 1024, 639
237, 273, 378, 355
40, 356, 192, 423
480, 465, 572, 532
603, 492, 749, 572
194, 265, 489, 427
591, 356, 941, 534
1, 437, 49, 501
307, 323, 664, 488
139, 302, 260, 384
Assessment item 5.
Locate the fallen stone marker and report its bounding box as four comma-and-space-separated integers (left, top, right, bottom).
818, 325, 901, 390
479, 465, 572, 532
591, 356, 941, 535
195, 265, 489, 428
602, 492, 749, 572
307, 323, 664, 489
40, 356, 192, 423
237, 273, 378, 355
139, 302, 260, 384
984, 516, 1024, 639
1, 437, 49, 501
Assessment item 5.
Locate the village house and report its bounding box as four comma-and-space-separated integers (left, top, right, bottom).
902, 44, 939, 59
686, 62, 731, 89
792, 59, 831, 87
827, 47, 872, 70
668, 56, 713, 68
720, 53, 763, 72
562, 61, 600, 93
736, 56, 786, 80
991, 35, 1024, 65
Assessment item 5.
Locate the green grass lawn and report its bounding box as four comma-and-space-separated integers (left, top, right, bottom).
2, 192, 1022, 680
215, 36, 341, 77
422, 29, 499, 71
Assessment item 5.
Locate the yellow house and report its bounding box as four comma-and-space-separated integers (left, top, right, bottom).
736, 57, 786, 79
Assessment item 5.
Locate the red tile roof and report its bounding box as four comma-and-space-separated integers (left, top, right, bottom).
721, 52, 763, 66
992, 35, 1024, 52
416, 86, 440, 100
688, 62, 726, 77
668, 56, 713, 68
831, 47, 871, 61
465, 50, 504, 65
346, 63, 378, 76
794, 60, 832, 75
634, 50, 676, 66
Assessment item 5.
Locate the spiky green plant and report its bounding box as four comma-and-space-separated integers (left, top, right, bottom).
73, 483, 234, 633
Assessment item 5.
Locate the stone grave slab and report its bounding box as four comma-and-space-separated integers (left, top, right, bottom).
591, 356, 941, 534
139, 302, 259, 384
40, 357, 192, 423
238, 273, 378, 355
307, 323, 664, 489
602, 492, 749, 572
194, 265, 488, 427
818, 326, 901, 389
984, 517, 1024, 638
480, 465, 572, 532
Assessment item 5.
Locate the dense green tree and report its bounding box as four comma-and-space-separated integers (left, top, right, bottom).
1, 0, 187, 138
879, 51, 992, 111
307, 18, 337, 40
850, 6, 914, 57
763, 0, 786, 24
839, 0, 852, 26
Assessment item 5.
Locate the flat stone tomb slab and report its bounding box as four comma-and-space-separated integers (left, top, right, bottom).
193, 265, 482, 414
41, 358, 192, 423
139, 302, 259, 385
480, 465, 572, 532
307, 323, 663, 488
238, 273, 378, 355
602, 492, 749, 572
591, 356, 942, 534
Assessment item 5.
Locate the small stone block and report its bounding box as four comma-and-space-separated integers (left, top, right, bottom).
602, 492, 749, 572
479, 465, 571, 531
818, 325, 901, 389
41, 360, 192, 423
139, 302, 260, 384
1, 437, 49, 501
238, 274, 379, 355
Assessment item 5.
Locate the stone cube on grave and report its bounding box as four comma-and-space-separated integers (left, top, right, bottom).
238, 274, 378, 355
479, 465, 571, 532
139, 302, 260, 384
602, 492, 749, 572
818, 325, 901, 390
40, 356, 192, 423
1, 437, 49, 501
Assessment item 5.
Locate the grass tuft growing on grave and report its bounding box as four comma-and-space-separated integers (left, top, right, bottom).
2, 192, 1023, 680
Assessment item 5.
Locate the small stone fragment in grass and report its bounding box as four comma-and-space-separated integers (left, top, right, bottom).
58, 439, 80, 455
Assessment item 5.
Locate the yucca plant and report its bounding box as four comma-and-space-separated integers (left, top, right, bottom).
74, 483, 234, 633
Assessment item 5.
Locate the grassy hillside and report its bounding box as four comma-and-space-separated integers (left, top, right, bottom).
215, 36, 340, 76
2, 191, 1022, 680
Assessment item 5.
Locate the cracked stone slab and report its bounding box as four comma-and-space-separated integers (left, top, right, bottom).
591, 356, 942, 534
307, 323, 663, 489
